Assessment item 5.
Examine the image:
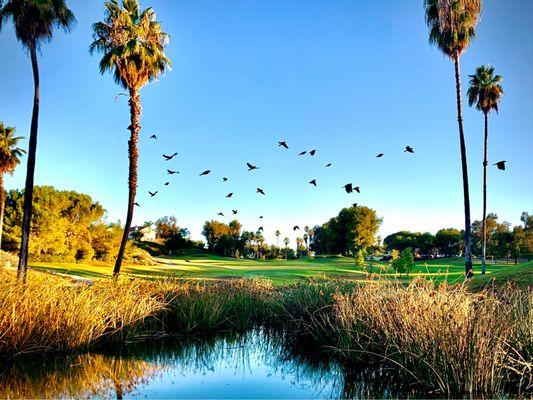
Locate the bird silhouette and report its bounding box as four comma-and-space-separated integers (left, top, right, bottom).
309, 149, 316, 156
259, 216, 264, 219
164, 182, 170, 186
247, 162, 258, 171
494, 161, 506, 170
404, 146, 415, 153
325, 163, 332, 167
134, 202, 141, 207
223, 177, 228, 182
199, 170, 211, 176
376, 153, 384, 158
226, 193, 233, 198
309, 179, 317, 186
167, 169, 179, 174
293, 226, 300, 231
278, 141, 289, 149
149, 134, 157, 140
354, 186, 360, 193
298, 151, 307, 156
148, 191, 158, 197
163, 152, 178, 161
258, 226, 264, 231
217, 212, 224, 217
232, 210, 238, 215
343, 184, 353, 193
257, 188, 266, 195
352, 203, 358, 208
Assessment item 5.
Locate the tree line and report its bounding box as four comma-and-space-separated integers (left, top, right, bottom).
384, 212, 532, 263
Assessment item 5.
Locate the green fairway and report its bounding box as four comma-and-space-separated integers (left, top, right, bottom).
28, 255, 532, 286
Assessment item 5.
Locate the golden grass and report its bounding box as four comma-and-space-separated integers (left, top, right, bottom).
0, 272, 165, 356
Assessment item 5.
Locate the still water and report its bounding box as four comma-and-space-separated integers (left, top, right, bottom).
0, 330, 404, 399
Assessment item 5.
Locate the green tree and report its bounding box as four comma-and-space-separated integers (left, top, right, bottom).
392, 248, 415, 277
275, 229, 280, 247
1, 0, 75, 281
90, 0, 171, 276
435, 228, 462, 258
424, 0, 481, 278
0, 122, 24, 250
283, 237, 290, 260
467, 64, 503, 274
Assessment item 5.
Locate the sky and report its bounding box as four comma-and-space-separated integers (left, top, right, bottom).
0, 0, 532, 245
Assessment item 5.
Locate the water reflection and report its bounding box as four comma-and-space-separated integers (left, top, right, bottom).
0, 331, 413, 399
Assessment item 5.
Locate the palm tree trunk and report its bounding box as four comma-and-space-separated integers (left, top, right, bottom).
114, 88, 140, 277
481, 112, 489, 275
17, 40, 40, 282
453, 56, 473, 278
0, 173, 5, 251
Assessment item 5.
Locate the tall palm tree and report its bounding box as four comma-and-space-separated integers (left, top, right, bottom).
283, 237, 290, 260
467, 64, 503, 275
90, 0, 170, 276
0, 122, 25, 250
424, 0, 482, 278
0, 0, 75, 281
275, 229, 280, 247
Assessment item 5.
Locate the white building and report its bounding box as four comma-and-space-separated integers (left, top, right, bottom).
128, 225, 157, 242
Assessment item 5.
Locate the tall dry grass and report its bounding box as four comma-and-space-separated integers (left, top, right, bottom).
331, 281, 532, 395
0, 272, 165, 356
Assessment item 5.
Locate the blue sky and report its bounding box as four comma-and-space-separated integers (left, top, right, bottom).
1, 0, 531, 244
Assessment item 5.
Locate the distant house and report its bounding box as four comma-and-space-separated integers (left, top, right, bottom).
129, 225, 156, 242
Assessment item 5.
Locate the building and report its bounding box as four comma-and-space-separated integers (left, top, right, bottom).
128, 225, 157, 242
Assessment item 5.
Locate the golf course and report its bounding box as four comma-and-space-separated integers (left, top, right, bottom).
29, 254, 532, 286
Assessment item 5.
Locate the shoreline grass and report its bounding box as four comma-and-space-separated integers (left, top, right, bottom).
0, 269, 531, 396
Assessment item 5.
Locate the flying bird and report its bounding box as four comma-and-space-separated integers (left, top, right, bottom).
217, 212, 224, 217
134, 202, 141, 207
404, 146, 415, 153
258, 226, 264, 232
247, 162, 258, 171
309, 149, 316, 156
309, 179, 317, 187
167, 169, 179, 174
278, 141, 289, 149
298, 151, 307, 156
352, 203, 358, 208
148, 191, 158, 197
226, 193, 233, 198
259, 216, 263, 219
164, 182, 170, 186
494, 161, 506, 170
343, 184, 353, 193
324, 163, 332, 167
376, 153, 384, 158
199, 170, 211, 176
163, 152, 178, 161
257, 188, 266, 195
354, 186, 360, 193
149, 134, 157, 140
232, 210, 238, 215
293, 226, 300, 231
223, 177, 228, 182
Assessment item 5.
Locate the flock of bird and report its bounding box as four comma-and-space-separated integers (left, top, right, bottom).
135, 134, 507, 235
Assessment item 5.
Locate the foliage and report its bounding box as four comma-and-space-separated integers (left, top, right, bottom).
391, 248, 415, 276
435, 228, 462, 257
310, 205, 381, 256
467, 64, 504, 115
2, 186, 152, 264
0, 122, 24, 176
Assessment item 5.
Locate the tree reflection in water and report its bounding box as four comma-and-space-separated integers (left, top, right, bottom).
0, 330, 418, 399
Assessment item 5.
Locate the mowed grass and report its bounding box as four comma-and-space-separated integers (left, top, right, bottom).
28, 254, 532, 286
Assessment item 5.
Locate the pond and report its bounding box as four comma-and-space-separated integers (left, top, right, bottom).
0, 330, 413, 399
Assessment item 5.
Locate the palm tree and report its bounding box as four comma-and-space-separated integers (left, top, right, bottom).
0, 0, 75, 281
90, 0, 171, 276
283, 237, 290, 260
275, 229, 280, 247
0, 122, 25, 250
424, 0, 481, 278
467, 64, 503, 275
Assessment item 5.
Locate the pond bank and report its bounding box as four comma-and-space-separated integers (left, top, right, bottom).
0, 271, 531, 397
